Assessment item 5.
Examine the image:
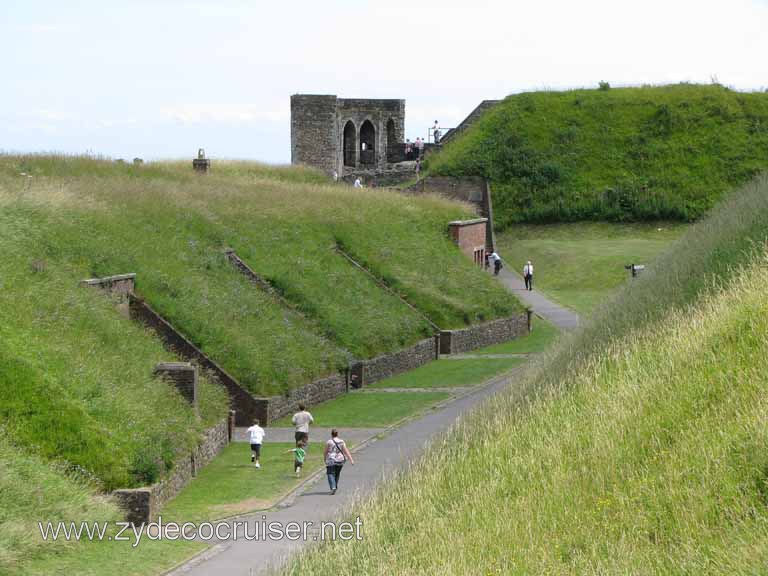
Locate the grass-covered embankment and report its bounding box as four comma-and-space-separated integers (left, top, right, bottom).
429, 83, 768, 226
0, 154, 520, 574
283, 174, 768, 573
1, 155, 519, 396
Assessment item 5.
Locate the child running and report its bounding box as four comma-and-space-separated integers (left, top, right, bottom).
285, 441, 307, 477
247, 419, 265, 469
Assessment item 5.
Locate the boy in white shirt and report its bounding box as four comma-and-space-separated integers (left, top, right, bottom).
247, 419, 265, 469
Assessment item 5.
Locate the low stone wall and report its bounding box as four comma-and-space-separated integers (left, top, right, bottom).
113, 418, 229, 525
351, 336, 439, 387
128, 294, 266, 426
440, 312, 531, 355
261, 372, 348, 423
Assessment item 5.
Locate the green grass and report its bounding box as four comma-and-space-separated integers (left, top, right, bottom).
0, 155, 522, 574
0, 154, 519, 394
281, 175, 768, 574
428, 83, 768, 226
272, 391, 450, 428
497, 222, 687, 313
368, 358, 522, 389
162, 443, 324, 523
474, 316, 559, 354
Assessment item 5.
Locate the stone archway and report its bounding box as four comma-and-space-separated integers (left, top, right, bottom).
359, 120, 375, 166
343, 121, 356, 167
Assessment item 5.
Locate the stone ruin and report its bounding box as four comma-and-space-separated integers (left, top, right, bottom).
291, 94, 432, 185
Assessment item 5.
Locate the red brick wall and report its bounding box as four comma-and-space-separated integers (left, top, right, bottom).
449, 220, 487, 263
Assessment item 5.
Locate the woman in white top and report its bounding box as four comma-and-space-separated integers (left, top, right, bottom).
324, 429, 355, 495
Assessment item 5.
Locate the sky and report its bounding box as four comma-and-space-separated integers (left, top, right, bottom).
2, 0, 768, 163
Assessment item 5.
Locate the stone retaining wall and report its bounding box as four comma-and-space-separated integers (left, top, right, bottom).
440, 312, 531, 355
260, 372, 348, 423
351, 336, 439, 387
113, 418, 229, 525
128, 294, 265, 426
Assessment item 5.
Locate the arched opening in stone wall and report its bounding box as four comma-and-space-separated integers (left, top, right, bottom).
386, 119, 396, 162
359, 120, 376, 166
343, 121, 356, 167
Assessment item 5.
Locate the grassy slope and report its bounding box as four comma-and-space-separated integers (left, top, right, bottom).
0, 155, 520, 574
429, 83, 768, 226
282, 175, 768, 574
497, 222, 687, 314
1, 155, 519, 395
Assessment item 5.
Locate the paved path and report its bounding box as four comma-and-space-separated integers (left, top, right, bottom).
233, 427, 385, 446
497, 269, 581, 330
168, 368, 524, 576
445, 353, 530, 359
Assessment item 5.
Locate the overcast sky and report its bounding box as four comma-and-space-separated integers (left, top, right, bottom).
2, 0, 767, 163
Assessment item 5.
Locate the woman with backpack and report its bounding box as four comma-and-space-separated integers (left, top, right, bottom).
324, 429, 355, 495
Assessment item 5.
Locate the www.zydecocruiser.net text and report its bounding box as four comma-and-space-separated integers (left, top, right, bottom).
38, 516, 364, 547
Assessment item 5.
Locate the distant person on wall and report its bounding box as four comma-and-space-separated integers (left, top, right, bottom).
415, 137, 424, 158
324, 429, 354, 495
405, 138, 412, 157
285, 440, 307, 477
247, 419, 265, 469
523, 260, 534, 290
433, 120, 441, 144
292, 403, 314, 445
353, 177, 363, 189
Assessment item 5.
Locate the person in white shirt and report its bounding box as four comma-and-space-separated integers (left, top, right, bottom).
291, 403, 314, 445
489, 251, 502, 276
523, 260, 534, 290
432, 120, 441, 144
247, 419, 265, 469
332, 169, 338, 182
353, 177, 363, 189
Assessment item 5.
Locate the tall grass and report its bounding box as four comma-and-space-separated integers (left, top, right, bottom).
428, 84, 768, 227
0, 155, 518, 394
282, 175, 768, 574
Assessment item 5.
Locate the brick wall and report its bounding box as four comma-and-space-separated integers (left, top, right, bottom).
81, 273, 136, 317
449, 219, 488, 262
113, 418, 229, 525
440, 312, 531, 355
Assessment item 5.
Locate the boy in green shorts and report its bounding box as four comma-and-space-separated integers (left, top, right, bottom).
285, 441, 307, 477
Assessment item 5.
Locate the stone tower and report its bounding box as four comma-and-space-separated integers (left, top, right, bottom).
291, 95, 405, 175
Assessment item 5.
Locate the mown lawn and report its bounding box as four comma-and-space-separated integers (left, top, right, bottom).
272, 391, 450, 428
368, 358, 522, 389
474, 316, 559, 354
497, 222, 687, 314
162, 443, 324, 523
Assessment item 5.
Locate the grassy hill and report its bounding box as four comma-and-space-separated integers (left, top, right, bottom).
283, 175, 768, 574
0, 155, 520, 574
427, 83, 768, 227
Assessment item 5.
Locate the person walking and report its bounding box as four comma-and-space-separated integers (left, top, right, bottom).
291, 403, 314, 446
415, 158, 421, 180
523, 260, 534, 291
285, 440, 307, 477
415, 137, 424, 158
247, 419, 265, 469
432, 120, 441, 144
324, 429, 354, 495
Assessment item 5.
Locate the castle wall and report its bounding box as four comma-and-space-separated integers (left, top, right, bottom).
290, 95, 339, 175
291, 95, 405, 174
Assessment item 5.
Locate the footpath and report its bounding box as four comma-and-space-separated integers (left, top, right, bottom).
168, 276, 580, 576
